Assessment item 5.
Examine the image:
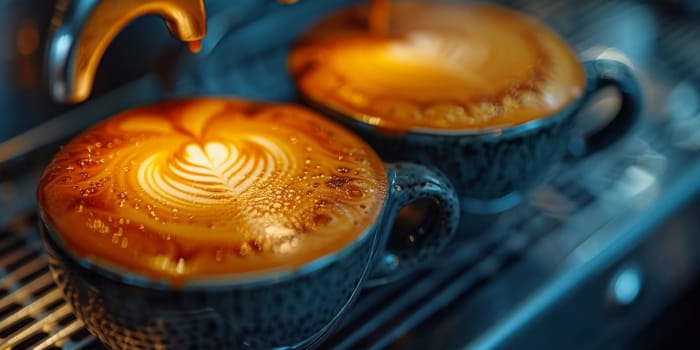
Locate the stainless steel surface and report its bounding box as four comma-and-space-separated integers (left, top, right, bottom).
0, 0, 699, 349
46, 0, 206, 103
0, 214, 96, 350
0, 0, 202, 143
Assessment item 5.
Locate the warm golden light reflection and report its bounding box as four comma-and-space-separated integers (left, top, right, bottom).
290, 2, 586, 132
37, 99, 387, 283
187, 40, 202, 53
63, 0, 206, 102
369, 0, 390, 35
17, 20, 39, 56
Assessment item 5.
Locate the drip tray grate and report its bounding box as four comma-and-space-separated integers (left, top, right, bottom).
0, 216, 98, 350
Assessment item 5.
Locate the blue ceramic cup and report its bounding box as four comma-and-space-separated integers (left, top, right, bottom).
305, 58, 642, 213
39, 161, 458, 349
288, 2, 643, 214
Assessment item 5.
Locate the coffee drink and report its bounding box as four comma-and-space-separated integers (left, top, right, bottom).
289, 2, 586, 132
37, 98, 388, 284
39, 98, 459, 349
289, 2, 641, 213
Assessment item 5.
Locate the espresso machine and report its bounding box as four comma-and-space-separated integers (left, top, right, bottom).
1, 0, 700, 349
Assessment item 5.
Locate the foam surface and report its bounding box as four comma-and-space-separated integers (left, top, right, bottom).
290, 2, 586, 132
38, 99, 387, 283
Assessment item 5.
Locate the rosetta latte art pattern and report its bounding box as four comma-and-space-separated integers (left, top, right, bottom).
137, 138, 290, 206
37, 99, 387, 282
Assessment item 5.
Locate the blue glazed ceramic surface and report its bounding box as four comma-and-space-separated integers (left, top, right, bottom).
42, 221, 374, 349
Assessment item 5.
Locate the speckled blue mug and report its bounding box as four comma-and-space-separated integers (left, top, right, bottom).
39, 161, 458, 350
309, 59, 642, 213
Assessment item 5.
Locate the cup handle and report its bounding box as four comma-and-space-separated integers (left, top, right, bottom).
368, 162, 460, 285
569, 59, 643, 157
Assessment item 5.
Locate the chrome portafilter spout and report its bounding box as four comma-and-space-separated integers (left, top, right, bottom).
45, 0, 207, 104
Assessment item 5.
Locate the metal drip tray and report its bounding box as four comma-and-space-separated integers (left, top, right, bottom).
0, 214, 95, 350
1, 0, 700, 349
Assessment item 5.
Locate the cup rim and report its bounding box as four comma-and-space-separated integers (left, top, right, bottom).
38, 201, 382, 291
36, 96, 395, 291
303, 82, 587, 139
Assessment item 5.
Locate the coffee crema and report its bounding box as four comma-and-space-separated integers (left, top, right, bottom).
289, 2, 586, 132
37, 99, 387, 283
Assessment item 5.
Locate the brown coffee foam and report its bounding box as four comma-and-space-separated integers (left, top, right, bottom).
38, 99, 387, 283
289, 2, 586, 132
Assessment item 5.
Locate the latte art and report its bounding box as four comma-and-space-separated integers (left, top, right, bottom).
289, 2, 586, 131
138, 138, 291, 206
37, 99, 387, 282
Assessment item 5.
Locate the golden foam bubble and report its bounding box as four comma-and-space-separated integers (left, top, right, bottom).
289, 2, 586, 132
37, 99, 387, 282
